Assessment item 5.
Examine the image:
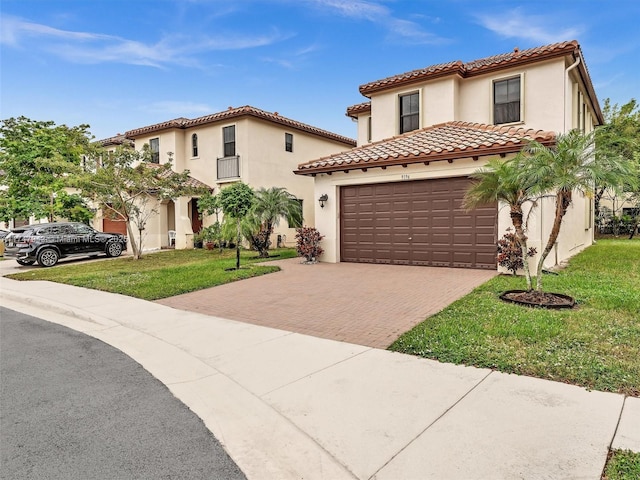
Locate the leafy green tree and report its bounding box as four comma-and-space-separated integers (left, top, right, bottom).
595, 98, 640, 237
75, 144, 206, 259
52, 190, 94, 224
0, 116, 95, 223
245, 187, 303, 258
218, 182, 255, 269
524, 129, 634, 291
465, 157, 539, 290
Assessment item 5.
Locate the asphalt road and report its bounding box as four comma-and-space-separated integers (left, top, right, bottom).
0, 307, 247, 480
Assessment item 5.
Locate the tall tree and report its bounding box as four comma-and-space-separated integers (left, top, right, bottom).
75, 144, 205, 259
524, 129, 634, 291
465, 157, 539, 290
0, 116, 95, 223
246, 187, 303, 258
218, 182, 255, 269
595, 98, 640, 237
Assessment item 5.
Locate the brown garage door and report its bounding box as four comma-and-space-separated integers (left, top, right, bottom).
340, 177, 497, 269
103, 217, 128, 236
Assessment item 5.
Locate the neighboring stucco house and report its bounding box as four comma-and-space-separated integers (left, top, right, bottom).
295, 40, 603, 270
123, 106, 356, 251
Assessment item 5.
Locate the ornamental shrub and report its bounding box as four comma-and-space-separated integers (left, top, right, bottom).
295, 226, 324, 263
497, 231, 536, 276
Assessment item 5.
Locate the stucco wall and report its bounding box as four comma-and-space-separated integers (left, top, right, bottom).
363, 58, 571, 143
311, 153, 594, 271
129, 115, 354, 250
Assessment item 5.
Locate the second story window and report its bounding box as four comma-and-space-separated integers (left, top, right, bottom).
494, 76, 521, 125
223, 125, 236, 157
149, 138, 160, 163
400, 92, 419, 134
192, 133, 198, 157
285, 133, 293, 152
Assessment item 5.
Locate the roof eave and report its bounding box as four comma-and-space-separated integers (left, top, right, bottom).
294, 140, 555, 176
359, 68, 464, 97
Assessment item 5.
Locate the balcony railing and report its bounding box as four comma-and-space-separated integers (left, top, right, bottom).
217, 155, 240, 180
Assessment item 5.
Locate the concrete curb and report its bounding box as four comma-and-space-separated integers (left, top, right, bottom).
1, 274, 637, 480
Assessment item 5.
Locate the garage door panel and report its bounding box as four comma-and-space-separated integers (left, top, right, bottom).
454, 233, 473, 245
374, 184, 394, 196
475, 233, 496, 245
341, 178, 497, 269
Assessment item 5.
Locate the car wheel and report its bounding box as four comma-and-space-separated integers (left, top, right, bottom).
16, 259, 36, 266
37, 248, 59, 267
106, 241, 123, 257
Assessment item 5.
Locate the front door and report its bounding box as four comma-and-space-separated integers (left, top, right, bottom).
191, 198, 202, 234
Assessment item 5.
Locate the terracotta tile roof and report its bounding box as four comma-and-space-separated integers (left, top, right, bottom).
143, 163, 212, 191
346, 101, 372, 118
295, 121, 555, 175
359, 41, 580, 96
126, 118, 190, 137
97, 134, 133, 147
126, 106, 356, 147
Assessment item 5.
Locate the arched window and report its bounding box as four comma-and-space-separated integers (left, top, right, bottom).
192, 133, 198, 157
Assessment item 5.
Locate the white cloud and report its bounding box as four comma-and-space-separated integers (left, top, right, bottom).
0, 14, 289, 68
311, 0, 388, 21
476, 8, 582, 44
260, 42, 322, 70
307, 0, 447, 44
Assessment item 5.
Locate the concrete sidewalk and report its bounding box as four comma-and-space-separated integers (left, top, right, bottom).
1, 276, 638, 480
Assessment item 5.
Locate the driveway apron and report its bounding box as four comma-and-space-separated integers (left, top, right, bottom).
157, 258, 497, 348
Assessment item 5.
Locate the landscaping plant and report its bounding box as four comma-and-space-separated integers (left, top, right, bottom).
524, 129, 635, 292
465, 156, 539, 290
217, 182, 255, 269
245, 187, 303, 258
496, 230, 536, 276
295, 226, 324, 263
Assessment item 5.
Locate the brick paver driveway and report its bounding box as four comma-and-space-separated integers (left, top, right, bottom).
157, 258, 497, 349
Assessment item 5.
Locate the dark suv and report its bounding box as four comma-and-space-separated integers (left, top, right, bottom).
4, 222, 127, 267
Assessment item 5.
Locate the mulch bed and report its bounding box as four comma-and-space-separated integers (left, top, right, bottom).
499, 290, 576, 309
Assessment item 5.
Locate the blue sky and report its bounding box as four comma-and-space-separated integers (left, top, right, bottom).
1, 0, 638, 141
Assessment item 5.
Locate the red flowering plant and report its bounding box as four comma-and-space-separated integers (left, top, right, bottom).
295, 226, 324, 263
497, 230, 536, 276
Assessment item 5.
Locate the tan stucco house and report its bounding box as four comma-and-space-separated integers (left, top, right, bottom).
295, 40, 603, 270
120, 106, 355, 251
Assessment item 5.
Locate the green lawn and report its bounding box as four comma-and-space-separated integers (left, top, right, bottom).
390, 239, 640, 396
604, 450, 640, 480
8, 248, 298, 300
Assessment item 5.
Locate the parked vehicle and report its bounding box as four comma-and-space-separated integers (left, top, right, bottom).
3, 222, 127, 267
0, 229, 10, 239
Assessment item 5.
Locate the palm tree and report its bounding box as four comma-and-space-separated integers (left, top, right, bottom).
524, 129, 633, 291
248, 187, 303, 257
464, 156, 539, 290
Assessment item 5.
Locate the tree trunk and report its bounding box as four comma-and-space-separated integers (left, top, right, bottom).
49, 192, 55, 223
138, 228, 144, 259
236, 218, 241, 269
536, 191, 571, 292
510, 208, 532, 291
594, 187, 605, 234
125, 220, 140, 259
